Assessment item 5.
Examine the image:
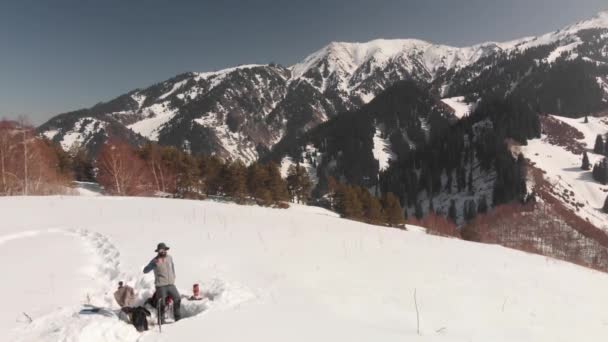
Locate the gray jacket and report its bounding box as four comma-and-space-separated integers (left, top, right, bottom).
143, 254, 176, 287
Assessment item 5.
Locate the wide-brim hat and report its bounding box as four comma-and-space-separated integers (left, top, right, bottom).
155, 242, 170, 252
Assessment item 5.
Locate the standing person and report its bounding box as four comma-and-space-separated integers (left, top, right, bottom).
143, 242, 181, 322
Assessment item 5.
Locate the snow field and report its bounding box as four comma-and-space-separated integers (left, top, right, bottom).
1, 196, 608, 341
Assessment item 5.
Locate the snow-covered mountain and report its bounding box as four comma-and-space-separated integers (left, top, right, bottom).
38, 11, 608, 162
3, 196, 608, 341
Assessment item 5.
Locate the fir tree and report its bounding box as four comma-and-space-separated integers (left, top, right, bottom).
464, 199, 477, 221
287, 164, 312, 204
365, 193, 384, 224
594, 134, 605, 155
414, 200, 424, 220
593, 159, 608, 185
172, 151, 201, 198
581, 152, 591, 170
266, 162, 289, 203
336, 185, 363, 218
448, 199, 458, 223
326, 176, 339, 210
247, 162, 270, 202
457, 166, 466, 192
382, 192, 405, 226
71, 148, 95, 182
222, 161, 247, 203
477, 195, 488, 214
199, 155, 223, 196
467, 167, 474, 194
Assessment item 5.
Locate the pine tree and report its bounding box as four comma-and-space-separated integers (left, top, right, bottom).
448, 199, 458, 223
516, 153, 528, 201
266, 162, 289, 203
71, 148, 94, 182
464, 199, 477, 221
326, 176, 339, 209
414, 200, 424, 220
365, 193, 384, 224
257, 189, 273, 206
445, 170, 453, 193
593, 159, 608, 184
172, 151, 201, 198
477, 195, 488, 214
467, 167, 474, 194
457, 166, 466, 192
594, 135, 605, 155
581, 152, 591, 170
222, 161, 247, 203
247, 162, 270, 203
286, 164, 312, 204
382, 192, 405, 227
337, 185, 363, 218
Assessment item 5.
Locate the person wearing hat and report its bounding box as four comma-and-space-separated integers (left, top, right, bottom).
143, 242, 181, 322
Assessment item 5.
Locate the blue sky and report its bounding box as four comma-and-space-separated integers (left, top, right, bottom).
0, 0, 606, 124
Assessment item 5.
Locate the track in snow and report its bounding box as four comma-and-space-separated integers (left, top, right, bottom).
6, 228, 255, 341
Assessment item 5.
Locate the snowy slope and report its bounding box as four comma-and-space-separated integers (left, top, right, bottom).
290, 39, 504, 106
441, 96, 474, 119
521, 115, 608, 231
2, 196, 608, 341
510, 11, 608, 52
372, 127, 395, 171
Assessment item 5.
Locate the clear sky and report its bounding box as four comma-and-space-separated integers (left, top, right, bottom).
1, 0, 606, 124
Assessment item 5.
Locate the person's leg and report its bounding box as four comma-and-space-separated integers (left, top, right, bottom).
156, 286, 168, 322
167, 285, 181, 321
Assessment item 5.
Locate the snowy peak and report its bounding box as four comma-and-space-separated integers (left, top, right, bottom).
566, 10, 608, 31
290, 39, 501, 88
502, 10, 608, 51
291, 9, 608, 87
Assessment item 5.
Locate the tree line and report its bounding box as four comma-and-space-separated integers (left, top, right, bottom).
85, 139, 317, 207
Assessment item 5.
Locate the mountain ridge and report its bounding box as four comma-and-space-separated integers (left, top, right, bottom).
38, 11, 608, 162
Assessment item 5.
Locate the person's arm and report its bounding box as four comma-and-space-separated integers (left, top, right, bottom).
143, 258, 156, 273
171, 257, 176, 278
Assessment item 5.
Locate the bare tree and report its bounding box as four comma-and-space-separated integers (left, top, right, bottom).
0, 119, 69, 195
96, 139, 148, 196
